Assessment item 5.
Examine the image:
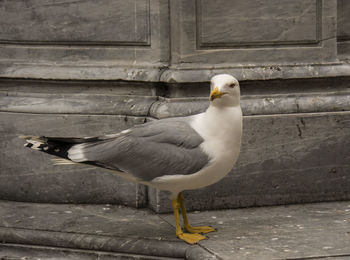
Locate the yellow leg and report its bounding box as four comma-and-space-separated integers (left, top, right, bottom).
171, 198, 207, 244
178, 193, 216, 234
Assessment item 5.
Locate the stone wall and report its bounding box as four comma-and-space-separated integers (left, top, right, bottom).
0, 0, 349, 212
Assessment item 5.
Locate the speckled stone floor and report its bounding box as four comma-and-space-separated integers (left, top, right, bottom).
1, 200, 350, 259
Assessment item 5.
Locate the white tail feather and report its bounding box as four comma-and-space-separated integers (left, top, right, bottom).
51, 158, 76, 165
25, 140, 45, 150
67, 143, 87, 162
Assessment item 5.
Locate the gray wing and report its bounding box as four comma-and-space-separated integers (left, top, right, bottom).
70, 117, 211, 181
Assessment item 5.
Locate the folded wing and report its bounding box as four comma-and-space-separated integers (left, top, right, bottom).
68, 117, 211, 181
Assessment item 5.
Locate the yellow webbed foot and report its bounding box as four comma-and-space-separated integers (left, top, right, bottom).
185, 225, 216, 234
177, 232, 207, 244
172, 193, 214, 244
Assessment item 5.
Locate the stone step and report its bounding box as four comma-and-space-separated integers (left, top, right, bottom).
1, 200, 350, 259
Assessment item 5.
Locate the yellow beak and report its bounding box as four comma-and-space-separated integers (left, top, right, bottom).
209, 87, 226, 101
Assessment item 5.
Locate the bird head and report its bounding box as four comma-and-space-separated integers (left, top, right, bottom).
209, 74, 240, 107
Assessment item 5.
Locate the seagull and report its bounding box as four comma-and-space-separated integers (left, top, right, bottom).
20, 74, 243, 244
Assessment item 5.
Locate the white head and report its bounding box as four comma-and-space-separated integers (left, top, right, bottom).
209, 74, 240, 107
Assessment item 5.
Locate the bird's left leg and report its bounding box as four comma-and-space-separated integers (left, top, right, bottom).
171, 197, 207, 244
177, 192, 216, 234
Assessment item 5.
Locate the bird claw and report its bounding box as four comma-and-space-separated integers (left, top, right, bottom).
185, 225, 216, 234
177, 232, 207, 244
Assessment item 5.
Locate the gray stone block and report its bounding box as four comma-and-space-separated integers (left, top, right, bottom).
0, 201, 187, 259
0, 91, 157, 116
149, 111, 350, 213
159, 63, 350, 83
170, 0, 337, 66
0, 244, 175, 260
160, 201, 350, 260
0, 0, 348, 82
1, 200, 350, 260
0, 0, 170, 81
0, 78, 157, 97
0, 0, 150, 45
197, 0, 322, 49
337, 0, 350, 58
150, 77, 350, 118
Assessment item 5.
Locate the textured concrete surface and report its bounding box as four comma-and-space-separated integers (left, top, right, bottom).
1, 200, 350, 259
1, 61, 350, 82
169, 0, 337, 66
0, 244, 178, 260
0, 0, 150, 44
0, 201, 208, 259
164, 201, 350, 260
1, 76, 350, 210
0, 0, 348, 82
338, 0, 350, 58
0, 0, 169, 82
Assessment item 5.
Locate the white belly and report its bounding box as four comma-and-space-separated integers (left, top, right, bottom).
150, 156, 236, 196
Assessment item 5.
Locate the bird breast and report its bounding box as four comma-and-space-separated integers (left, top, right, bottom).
191, 106, 242, 162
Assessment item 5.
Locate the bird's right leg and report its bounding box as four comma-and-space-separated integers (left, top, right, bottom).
177, 192, 215, 234
171, 197, 207, 244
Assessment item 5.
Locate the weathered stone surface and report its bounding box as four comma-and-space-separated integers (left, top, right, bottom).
0, 244, 177, 260
159, 63, 350, 83
0, 201, 213, 259
0, 62, 167, 82
150, 76, 350, 118
150, 97, 208, 119
0, 0, 150, 45
162, 201, 350, 260
198, 0, 320, 47
170, 0, 337, 65
0, 202, 175, 241
0, 0, 169, 81
149, 111, 350, 213
0, 112, 148, 206
0, 92, 156, 116
2, 77, 350, 118
0, 78, 157, 96
1, 200, 350, 260
0, 201, 185, 259
337, 0, 350, 58
0, 0, 347, 81
1, 61, 350, 82
149, 92, 350, 118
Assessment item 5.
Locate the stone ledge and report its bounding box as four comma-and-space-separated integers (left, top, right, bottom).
149, 91, 350, 119
1, 61, 349, 82
0, 227, 189, 259
160, 62, 350, 83
1, 200, 350, 259
0, 61, 167, 82
0, 91, 157, 116
0, 201, 213, 260
1, 88, 349, 117
0, 244, 179, 260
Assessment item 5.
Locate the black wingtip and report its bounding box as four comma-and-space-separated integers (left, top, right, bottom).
25, 143, 33, 148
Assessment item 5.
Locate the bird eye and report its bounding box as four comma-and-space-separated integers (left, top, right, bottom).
229, 83, 236, 88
